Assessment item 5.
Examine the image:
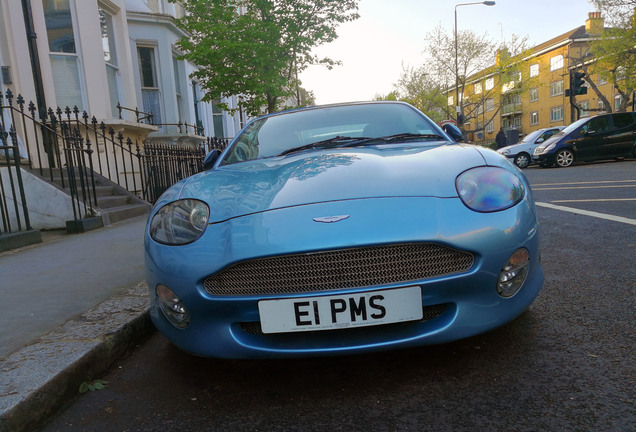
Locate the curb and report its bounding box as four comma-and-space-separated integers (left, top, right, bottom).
0, 281, 154, 432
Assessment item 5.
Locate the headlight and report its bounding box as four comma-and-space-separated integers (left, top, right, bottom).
497, 248, 530, 297
456, 167, 525, 212
156, 284, 190, 328
535, 143, 555, 155
149, 199, 210, 245
500, 149, 510, 155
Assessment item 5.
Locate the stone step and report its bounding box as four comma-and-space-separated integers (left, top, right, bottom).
101, 203, 150, 224
94, 185, 114, 197
96, 195, 130, 209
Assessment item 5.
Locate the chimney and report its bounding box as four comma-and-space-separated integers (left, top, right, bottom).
495, 48, 509, 66
585, 12, 604, 35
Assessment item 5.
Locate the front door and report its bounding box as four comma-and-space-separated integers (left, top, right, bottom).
605, 113, 636, 157
576, 115, 612, 161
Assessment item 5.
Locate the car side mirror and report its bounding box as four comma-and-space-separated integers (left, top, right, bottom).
536, 138, 544, 144
586, 130, 596, 135
202, 149, 222, 170
441, 123, 464, 142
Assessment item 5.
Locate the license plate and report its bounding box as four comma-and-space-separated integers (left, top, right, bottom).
258, 286, 423, 334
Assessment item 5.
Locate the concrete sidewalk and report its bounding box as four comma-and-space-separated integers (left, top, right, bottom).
0, 215, 154, 432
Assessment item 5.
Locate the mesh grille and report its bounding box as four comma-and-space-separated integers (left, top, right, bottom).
204, 243, 473, 296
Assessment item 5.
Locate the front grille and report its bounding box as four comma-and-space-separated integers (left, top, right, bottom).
239, 303, 449, 335
204, 243, 474, 296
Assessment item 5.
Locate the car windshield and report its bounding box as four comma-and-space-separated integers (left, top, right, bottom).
221, 103, 446, 165
519, 129, 544, 144
558, 117, 590, 135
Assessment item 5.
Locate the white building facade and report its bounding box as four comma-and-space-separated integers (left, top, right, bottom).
0, 0, 245, 233
0, 0, 242, 143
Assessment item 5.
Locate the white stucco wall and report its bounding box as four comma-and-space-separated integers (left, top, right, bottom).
1, 167, 75, 230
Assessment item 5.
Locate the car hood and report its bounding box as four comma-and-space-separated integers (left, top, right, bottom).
498, 141, 530, 153
177, 144, 487, 223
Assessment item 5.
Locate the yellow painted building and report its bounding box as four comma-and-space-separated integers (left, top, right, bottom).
451, 12, 627, 146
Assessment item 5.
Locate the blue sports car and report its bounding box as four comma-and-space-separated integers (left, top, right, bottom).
144, 101, 543, 358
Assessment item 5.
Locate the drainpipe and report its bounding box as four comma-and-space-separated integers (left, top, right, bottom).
21, 0, 54, 166
21, 0, 47, 113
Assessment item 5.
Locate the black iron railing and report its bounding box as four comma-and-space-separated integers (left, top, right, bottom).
0, 123, 32, 235
153, 121, 205, 136
1, 89, 232, 235
116, 103, 154, 124
138, 137, 229, 203
1, 91, 99, 229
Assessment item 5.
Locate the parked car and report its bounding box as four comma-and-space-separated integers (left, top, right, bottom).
533, 112, 636, 167
145, 101, 544, 358
497, 126, 565, 168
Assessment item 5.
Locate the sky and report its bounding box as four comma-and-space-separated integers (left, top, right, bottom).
299, 0, 598, 105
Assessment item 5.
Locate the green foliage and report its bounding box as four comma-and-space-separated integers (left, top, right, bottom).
587, 1, 635, 111
378, 65, 449, 123
79, 378, 108, 393
423, 24, 536, 131
172, 0, 359, 115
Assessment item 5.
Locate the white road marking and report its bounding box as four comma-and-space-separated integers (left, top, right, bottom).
551, 198, 636, 203
535, 202, 636, 226
533, 185, 636, 191
532, 180, 636, 187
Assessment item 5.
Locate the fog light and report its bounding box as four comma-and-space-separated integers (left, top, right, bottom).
497, 248, 530, 298
156, 284, 190, 328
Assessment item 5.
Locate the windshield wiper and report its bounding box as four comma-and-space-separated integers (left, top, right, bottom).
278, 132, 447, 156
382, 132, 446, 142
342, 132, 446, 147
278, 136, 368, 156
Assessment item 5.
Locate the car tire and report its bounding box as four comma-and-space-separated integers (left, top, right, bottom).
514, 153, 531, 169
555, 149, 575, 167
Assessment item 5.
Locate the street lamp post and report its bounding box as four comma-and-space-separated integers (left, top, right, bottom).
454, 1, 495, 127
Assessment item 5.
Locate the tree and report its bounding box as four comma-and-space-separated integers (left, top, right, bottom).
173, 0, 359, 116
424, 25, 537, 135
375, 64, 449, 123
585, 0, 636, 111
425, 24, 496, 126
589, 0, 635, 26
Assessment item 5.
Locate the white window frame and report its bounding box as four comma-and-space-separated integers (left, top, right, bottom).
529, 64, 539, 77
529, 88, 539, 102
100, 5, 121, 118
172, 54, 184, 122
598, 99, 605, 111
550, 106, 563, 122
137, 44, 162, 124
485, 98, 494, 112
530, 111, 539, 125
485, 77, 494, 91
550, 80, 563, 97
614, 94, 622, 111
474, 83, 482, 95
579, 100, 590, 117
485, 121, 494, 133
44, 0, 87, 110
550, 55, 564, 71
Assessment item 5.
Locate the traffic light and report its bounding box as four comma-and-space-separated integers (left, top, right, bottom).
572, 71, 587, 95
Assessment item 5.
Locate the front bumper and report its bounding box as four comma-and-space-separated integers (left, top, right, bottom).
532, 152, 555, 165
145, 196, 543, 358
